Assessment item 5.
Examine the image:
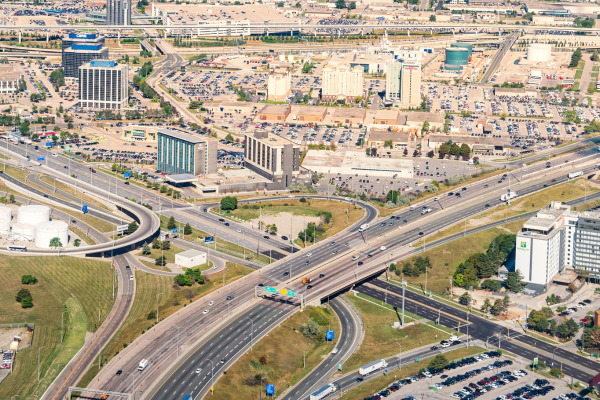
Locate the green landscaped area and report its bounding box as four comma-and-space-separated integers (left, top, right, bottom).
0, 256, 116, 400
411, 179, 596, 249
211, 305, 340, 399
77, 262, 254, 390
342, 346, 486, 399
575, 70, 583, 79
39, 175, 111, 211
343, 292, 452, 373
158, 214, 273, 264
226, 198, 364, 246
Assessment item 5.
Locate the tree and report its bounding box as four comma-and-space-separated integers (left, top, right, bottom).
491, 298, 503, 316
335, 0, 346, 8
429, 14, 436, 22
225, 133, 234, 142
481, 279, 501, 292
481, 298, 492, 313
20, 121, 30, 136
500, 113, 508, 120
175, 274, 193, 286
528, 309, 549, 332
156, 255, 167, 266
9, 194, 15, 203
21, 275, 38, 284
184, 223, 193, 235
505, 270, 525, 292
16, 288, 31, 303
402, 262, 414, 277
548, 319, 558, 337
384, 139, 394, 148
167, 216, 177, 230
49, 237, 63, 248
74, 238, 81, 247
582, 325, 600, 349
269, 224, 278, 234
142, 242, 151, 255
127, 220, 139, 235
422, 121, 430, 132
502, 295, 510, 312
458, 291, 472, 305
21, 297, 33, 308
428, 354, 448, 370
220, 196, 238, 211
301, 317, 320, 335
349, 1, 356, 9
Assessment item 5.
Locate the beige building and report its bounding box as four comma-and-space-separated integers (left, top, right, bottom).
322, 63, 364, 102
0, 65, 23, 94
123, 126, 158, 142
244, 130, 301, 188
203, 101, 260, 115
295, 106, 328, 122
331, 108, 367, 126
386, 59, 421, 109
257, 104, 291, 121
367, 130, 411, 149
267, 66, 291, 102
374, 110, 401, 125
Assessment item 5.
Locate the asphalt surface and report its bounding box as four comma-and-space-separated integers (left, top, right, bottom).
481, 31, 519, 84
282, 296, 362, 400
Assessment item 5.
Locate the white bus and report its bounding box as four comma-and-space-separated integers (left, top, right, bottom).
568, 170, 583, 179
7, 245, 27, 251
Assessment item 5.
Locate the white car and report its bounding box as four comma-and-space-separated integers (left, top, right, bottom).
52, 153, 57, 157
129, 275, 133, 281
331, 348, 338, 354
208, 301, 214, 306
423, 371, 432, 378
577, 303, 585, 308
237, 229, 242, 233
440, 342, 451, 348
380, 246, 387, 251
451, 393, 462, 399
434, 383, 444, 390
307, 253, 312, 257
195, 368, 202, 374
203, 309, 209, 314
481, 354, 489, 359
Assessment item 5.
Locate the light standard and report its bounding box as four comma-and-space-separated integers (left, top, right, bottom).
206, 359, 214, 394
246, 317, 254, 351
156, 293, 164, 323
61, 310, 69, 343
126, 372, 136, 400
395, 342, 402, 370
38, 346, 46, 381
175, 325, 180, 358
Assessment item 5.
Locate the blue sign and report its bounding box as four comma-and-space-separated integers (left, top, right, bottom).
326, 330, 334, 341
172, 228, 178, 233
266, 384, 275, 396
37, 156, 45, 161
45, 142, 52, 147
124, 172, 131, 178
82, 205, 88, 213
385, 368, 388, 374
26, 158, 30, 162
205, 236, 214, 244
71, 156, 74, 159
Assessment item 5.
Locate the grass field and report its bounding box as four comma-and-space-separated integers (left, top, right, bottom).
343, 292, 451, 372
227, 199, 364, 245
412, 179, 595, 248
342, 346, 486, 399
575, 70, 583, 80
77, 262, 254, 390
211, 305, 340, 399
400, 220, 525, 295
0, 256, 115, 400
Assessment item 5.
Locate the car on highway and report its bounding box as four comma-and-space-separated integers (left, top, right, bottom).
263, 236, 269, 239
307, 253, 312, 257
380, 246, 387, 251
220, 358, 226, 364
203, 310, 209, 314
208, 301, 214, 306
332, 250, 338, 254
330, 241, 336, 245
358, 261, 364, 265
305, 261, 310, 265
319, 273, 325, 278
281, 236, 288, 240
116, 370, 122, 375
129, 276, 133, 281
224, 222, 229, 226
195, 368, 202, 374
226, 294, 234, 300
283, 271, 289, 276
236, 229, 241, 233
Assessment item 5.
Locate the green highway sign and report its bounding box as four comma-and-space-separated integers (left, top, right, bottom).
415, 357, 420, 362
265, 287, 276, 293
288, 290, 295, 297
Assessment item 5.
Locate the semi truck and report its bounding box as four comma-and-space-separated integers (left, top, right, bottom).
569, 170, 583, 179
358, 224, 369, 233
501, 192, 517, 202
359, 359, 388, 376
310, 384, 336, 400
302, 277, 312, 285
138, 359, 149, 371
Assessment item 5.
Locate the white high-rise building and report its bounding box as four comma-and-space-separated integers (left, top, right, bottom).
106, 0, 131, 25
322, 63, 364, 102
79, 60, 129, 110
267, 66, 291, 102
386, 59, 421, 109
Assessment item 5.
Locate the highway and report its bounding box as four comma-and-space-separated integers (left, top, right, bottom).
481, 31, 519, 84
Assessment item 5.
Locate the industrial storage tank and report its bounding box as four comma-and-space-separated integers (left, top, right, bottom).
35, 221, 69, 249
451, 42, 473, 57
445, 48, 469, 66
0, 206, 12, 222
0, 220, 10, 234
13, 223, 35, 240
18, 205, 50, 225
527, 44, 552, 62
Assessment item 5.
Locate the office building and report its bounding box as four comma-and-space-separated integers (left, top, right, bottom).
267, 66, 291, 102
106, 0, 131, 25
0, 65, 24, 94
123, 126, 158, 142
78, 60, 128, 110
62, 32, 108, 79
244, 130, 301, 188
322, 63, 364, 102
157, 129, 217, 176
515, 201, 600, 290
386, 59, 421, 109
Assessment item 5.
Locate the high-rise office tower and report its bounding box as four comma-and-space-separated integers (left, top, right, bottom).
62, 32, 108, 79
79, 60, 129, 110
106, 0, 131, 26
386, 59, 421, 109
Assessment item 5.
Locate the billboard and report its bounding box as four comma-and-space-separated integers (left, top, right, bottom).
69, 33, 97, 39
205, 236, 214, 244
82, 205, 88, 213
117, 224, 128, 232
124, 172, 131, 179
37, 156, 45, 161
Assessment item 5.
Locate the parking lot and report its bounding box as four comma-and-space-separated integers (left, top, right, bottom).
365, 351, 588, 400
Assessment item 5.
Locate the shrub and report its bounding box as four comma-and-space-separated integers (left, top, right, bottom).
21, 275, 38, 285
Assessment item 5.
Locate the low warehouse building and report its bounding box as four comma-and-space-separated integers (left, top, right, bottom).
204, 101, 260, 115
175, 249, 208, 269
373, 110, 401, 125
257, 104, 291, 121
331, 108, 367, 126
294, 106, 328, 122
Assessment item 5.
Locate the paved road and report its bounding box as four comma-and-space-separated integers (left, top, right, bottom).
481, 31, 519, 84
282, 296, 362, 400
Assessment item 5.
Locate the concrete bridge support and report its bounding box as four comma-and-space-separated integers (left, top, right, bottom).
18, 30, 21, 43
46, 31, 49, 43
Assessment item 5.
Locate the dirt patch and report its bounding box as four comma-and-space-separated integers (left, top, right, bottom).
249, 212, 321, 239
0, 326, 33, 350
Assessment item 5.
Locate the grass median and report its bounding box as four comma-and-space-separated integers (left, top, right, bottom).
0, 256, 115, 400
211, 305, 340, 399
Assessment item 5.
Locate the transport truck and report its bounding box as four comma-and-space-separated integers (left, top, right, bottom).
501, 192, 517, 202
359, 359, 387, 376
358, 224, 369, 232
138, 359, 149, 371
302, 277, 312, 285
310, 384, 335, 400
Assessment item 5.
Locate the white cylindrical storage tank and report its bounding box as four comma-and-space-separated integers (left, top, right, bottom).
527, 44, 552, 62
35, 221, 69, 249
288, 55, 294, 63
279, 54, 285, 61
0, 206, 11, 222
0, 220, 10, 234
18, 205, 50, 225
13, 223, 35, 240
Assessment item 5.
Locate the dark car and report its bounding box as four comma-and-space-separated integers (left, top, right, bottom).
224, 222, 230, 226
319, 274, 325, 278
263, 235, 269, 239
283, 272, 289, 276
431, 345, 439, 350
358, 261, 364, 265
226, 294, 234, 300
218, 218, 225, 222
281, 236, 288, 240
116, 370, 122, 375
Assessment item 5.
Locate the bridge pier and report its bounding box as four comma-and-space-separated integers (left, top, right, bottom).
118, 30, 120, 41
18, 30, 21, 44
46, 31, 49, 43
164, 30, 167, 39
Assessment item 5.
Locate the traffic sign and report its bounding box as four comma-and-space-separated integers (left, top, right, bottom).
326, 330, 334, 340
338, 364, 342, 371
266, 384, 275, 395
205, 236, 214, 244
124, 172, 131, 178
287, 290, 295, 297
37, 156, 45, 161
281, 289, 288, 296
172, 228, 178, 233
117, 224, 128, 232
415, 357, 420, 362
265, 286, 276, 293
82, 205, 88, 213
533, 357, 538, 365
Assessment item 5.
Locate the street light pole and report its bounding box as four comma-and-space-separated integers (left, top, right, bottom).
175, 325, 180, 358
246, 317, 254, 351
395, 342, 402, 370
157, 292, 164, 323
207, 359, 214, 395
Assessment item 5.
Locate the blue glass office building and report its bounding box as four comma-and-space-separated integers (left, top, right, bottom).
157, 129, 217, 176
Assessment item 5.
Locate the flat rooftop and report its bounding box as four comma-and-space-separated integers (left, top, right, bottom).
177, 249, 206, 258
296, 106, 327, 116
332, 108, 367, 118
258, 104, 291, 115
302, 150, 413, 171
155, 128, 206, 143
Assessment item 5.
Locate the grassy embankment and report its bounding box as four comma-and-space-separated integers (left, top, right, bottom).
76, 263, 253, 391
0, 256, 115, 400
226, 199, 364, 247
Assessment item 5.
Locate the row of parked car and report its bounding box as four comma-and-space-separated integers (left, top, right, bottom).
1, 349, 13, 369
